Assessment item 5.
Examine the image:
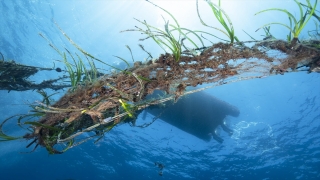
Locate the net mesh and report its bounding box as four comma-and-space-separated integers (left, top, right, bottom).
17, 39, 319, 153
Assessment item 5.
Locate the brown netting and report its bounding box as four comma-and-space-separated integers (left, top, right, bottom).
0, 59, 70, 92
19, 39, 319, 154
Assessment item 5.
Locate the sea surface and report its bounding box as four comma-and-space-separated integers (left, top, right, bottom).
0, 1, 319, 180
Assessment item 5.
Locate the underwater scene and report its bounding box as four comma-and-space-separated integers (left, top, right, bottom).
0, 0, 319, 179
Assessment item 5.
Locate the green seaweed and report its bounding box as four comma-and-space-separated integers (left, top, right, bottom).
24, 121, 61, 132
123, 0, 204, 61
255, 0, 318, 45
196, 0, 239, 43
0, 115, 23, 141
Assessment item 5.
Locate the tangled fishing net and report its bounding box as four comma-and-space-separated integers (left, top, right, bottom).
2, 39, 314, 154
0, 55, 70, 92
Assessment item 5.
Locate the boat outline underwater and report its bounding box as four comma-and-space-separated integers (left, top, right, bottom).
142, 90, 240, 143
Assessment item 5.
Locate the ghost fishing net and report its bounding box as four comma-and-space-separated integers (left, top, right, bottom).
1, 0, 320, 154
2, 38, 318, 154
0, 53, 70, 92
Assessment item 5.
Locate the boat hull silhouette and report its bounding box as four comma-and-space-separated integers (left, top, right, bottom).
144, 90, 240, 142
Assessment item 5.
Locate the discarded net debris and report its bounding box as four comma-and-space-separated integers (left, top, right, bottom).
1, 38, 317, 154
0, 55, 70, 92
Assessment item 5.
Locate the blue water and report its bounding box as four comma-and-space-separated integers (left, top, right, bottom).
1, 1, 319, 179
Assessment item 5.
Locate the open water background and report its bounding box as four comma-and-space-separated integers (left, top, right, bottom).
0, 1, 319, 179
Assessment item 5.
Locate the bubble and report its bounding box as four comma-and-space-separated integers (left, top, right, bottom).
232, 121, 279, 155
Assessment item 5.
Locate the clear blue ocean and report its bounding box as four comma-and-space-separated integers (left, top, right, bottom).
0, 0, 319, 179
